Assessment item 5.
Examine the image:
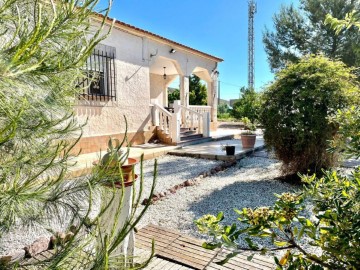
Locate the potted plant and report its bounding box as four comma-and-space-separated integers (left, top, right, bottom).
94, 138, 139, 187
221, 144, 236, 155
94, 138, 139, 262
241, 117, 257, 148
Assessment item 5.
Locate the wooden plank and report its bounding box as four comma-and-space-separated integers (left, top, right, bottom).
147, 224, 184, 236
170, 242, 215, 260
145, 257, 164, 269
137, 228, 179, 243
157, 250, 205, 270
139, 226, 181, 241
143, 225, 182, 238
150, 257, 172, 270
136, 233, 171, 248
174, 239, 218, 257
217, 251, 274, 269
206, 262, 232, 270
165, 244, 210, 264
177, 235, 205, 246
214, 254, 262, 270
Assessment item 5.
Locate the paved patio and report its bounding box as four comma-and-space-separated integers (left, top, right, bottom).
67, 128, 262, 178
168, 136, 264, 161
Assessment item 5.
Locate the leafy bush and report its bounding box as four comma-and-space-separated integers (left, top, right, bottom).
189, 75, 207, 105
231, 87, 261, 122
196, 169, 360, 269
260, 55, 359, 175
168, 88, 180, 105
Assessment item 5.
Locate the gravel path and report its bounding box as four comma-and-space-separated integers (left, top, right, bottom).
137, 155, 301, 247
0, 153, 308, 257
134, 155, 224, 201
0, 155, 223, 256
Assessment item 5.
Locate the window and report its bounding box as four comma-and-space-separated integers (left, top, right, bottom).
78, 44, 116, 101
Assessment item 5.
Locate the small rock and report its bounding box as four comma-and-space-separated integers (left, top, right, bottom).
69, 225, 77, 234
169, 187, 176, 194
49, 235, 58, 250
65, 232, 74, 242
24, 237, 50, 258
142, 198, 149, 205
215, 166, 222, 172
184, 180, 192, 187
0, 250, 25, 266
210, 169, 217, 174
0, 255, 11, 266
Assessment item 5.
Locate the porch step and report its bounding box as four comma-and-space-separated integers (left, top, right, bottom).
180, 133, 203, 141
180, 127, 198, 133
177, 136, 212, 147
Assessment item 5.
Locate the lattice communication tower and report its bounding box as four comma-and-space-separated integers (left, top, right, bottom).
248, 0, 257, 89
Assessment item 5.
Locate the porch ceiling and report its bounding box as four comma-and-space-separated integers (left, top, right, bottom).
150, 57, 178, 76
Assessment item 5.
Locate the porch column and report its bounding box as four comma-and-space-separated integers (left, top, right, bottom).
180, 75, 189, 107
211, 75, 218, 123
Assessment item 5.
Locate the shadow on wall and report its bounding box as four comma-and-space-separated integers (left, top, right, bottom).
129, 113, 156, 145
75, 100, 114, 116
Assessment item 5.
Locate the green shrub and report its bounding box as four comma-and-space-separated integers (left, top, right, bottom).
196, 169, 360, 269
231, 87, 261, 122
260, 55, 359, 175
168, 88, 180, 104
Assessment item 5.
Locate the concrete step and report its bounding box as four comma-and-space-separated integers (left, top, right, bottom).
180, 134, 203, 141
180, 130, 197, 136
177, 136, 212, 147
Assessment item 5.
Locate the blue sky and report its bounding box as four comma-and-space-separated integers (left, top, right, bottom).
102, 0, 299, 100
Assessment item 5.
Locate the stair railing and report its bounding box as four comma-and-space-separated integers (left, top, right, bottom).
173, 101, 210, 139
150, 100, 210, 145
150, 100, 173, 137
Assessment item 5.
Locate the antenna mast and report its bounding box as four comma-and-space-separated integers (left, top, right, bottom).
248, 0, 256, 90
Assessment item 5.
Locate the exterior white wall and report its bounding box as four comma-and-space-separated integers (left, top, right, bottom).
75, 21, 220, 140
76, 25, 152, 137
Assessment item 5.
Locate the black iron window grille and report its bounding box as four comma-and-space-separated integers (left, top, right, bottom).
78, 44, 116, 101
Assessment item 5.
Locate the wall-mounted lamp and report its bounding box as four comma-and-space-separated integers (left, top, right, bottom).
169, 48, 176, 54
163, 67, 167, 80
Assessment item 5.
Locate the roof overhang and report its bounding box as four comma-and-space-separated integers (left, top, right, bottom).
92, 13, 224, 63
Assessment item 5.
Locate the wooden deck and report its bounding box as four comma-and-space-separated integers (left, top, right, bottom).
135, 224, 275, 270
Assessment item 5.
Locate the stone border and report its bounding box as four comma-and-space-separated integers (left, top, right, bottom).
141, 160, 237, 205
0, 229, 75, 267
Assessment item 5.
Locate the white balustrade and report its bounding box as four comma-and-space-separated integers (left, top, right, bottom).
189, 105, 211, 115
150, 100, 211, 144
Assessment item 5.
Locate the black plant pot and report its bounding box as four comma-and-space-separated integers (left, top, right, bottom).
225, 146, 235, 155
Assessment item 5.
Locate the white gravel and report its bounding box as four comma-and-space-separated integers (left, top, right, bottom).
137, 155, 301, 248
0, 154, 303, 257
134, 155, 224, 201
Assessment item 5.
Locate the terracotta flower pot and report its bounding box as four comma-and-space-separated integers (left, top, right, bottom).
241, 134, 256, 148
93, 158, 139, 187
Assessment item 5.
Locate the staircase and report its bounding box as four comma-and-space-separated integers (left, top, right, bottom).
151, 100, 211, 146
178, 127, 212, 146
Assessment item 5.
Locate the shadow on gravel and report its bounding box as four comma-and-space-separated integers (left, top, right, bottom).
141, 158, 222, 180
188, 179, 300, 225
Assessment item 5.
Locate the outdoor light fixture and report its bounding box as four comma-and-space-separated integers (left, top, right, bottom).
169, 48, 176, 54
163, 67, 167, 80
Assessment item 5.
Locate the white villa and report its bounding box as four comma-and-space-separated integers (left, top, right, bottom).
73, 14, 223, 154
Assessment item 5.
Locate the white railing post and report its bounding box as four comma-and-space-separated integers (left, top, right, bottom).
150, 99, 159, 126
172, 100, 181, 143
203, 112, 210, 137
